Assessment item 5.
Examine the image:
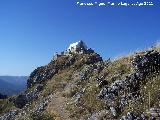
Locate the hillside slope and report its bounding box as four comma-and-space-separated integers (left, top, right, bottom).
0, 41, 160, 120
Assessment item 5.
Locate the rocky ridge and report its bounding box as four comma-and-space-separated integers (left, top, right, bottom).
0, 41, 160, 120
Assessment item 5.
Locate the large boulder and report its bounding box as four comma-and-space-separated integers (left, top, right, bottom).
14, 84, 42, 108
14, 95, 27, 109
14, 91, 38, 109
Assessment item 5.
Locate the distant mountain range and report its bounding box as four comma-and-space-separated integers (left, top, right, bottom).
0, 92, 7, 99
0, 76, 28, 96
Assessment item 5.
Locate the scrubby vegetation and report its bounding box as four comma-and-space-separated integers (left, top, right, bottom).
0, 42, 160, 120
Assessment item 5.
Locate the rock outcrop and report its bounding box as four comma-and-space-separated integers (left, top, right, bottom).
0, 41, 160, 120
27, 41, 102, 88
0, 110, 17, 120
132, 50, 160, 74
17, 41, 102, 110
97, 50, 160, 119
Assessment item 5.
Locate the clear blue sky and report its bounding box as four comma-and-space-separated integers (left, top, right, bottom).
0, 0, 160, 76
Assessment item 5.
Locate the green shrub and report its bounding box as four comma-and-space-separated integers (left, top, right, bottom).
30, 112, 54, 120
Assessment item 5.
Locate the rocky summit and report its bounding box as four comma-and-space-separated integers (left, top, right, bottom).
0, 41, 160, 120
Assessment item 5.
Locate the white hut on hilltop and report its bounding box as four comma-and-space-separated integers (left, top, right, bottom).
68, 40, 88, 53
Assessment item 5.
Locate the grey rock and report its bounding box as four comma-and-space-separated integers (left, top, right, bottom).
0, 110, 17, 120
87, 110, 109, 120
110, 107, 117, 117
14, 95, 27, 109
132, 50, 160, 74
150, 108, 160, 118
120, 112, 147, 120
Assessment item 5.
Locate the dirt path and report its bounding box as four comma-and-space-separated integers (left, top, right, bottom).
46, 92, 71, 120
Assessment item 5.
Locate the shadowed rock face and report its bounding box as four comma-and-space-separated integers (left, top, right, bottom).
14, 84, 44, 109
14, 95, 27, 109
132, 50, 160, 74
